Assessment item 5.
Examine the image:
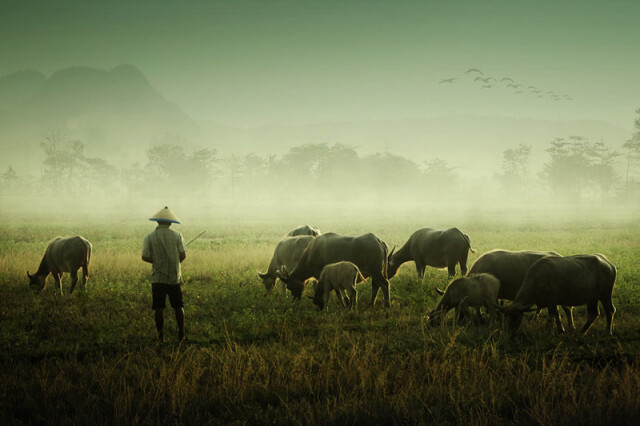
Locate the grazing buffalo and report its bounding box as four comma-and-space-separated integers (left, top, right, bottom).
499, 254, 617, 335
311, 261, 366, 311
258, 235, 315, 294
276, 232, 391, 307
429, 273, 501, 327
28, 236, 92, 295
287, 225, 321, 237
468, 249, 574, 329
387, 227, 475, 279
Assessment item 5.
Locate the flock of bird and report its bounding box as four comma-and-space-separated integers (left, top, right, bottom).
439, 68, 573, 101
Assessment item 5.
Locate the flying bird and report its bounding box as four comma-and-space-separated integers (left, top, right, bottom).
507, 83, 522, 89
527, 85, 537, 90
475, 76, 495, 83
439, 77, 458, 84
466, 68, 483, 75
501, 77, 514, 82
481, 84, 493, 89
514, 90, 523, 94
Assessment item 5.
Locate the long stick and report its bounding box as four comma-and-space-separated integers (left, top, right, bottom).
186, 231, 206, 247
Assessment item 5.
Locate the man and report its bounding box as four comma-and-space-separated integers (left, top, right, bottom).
142, 206, 187, 342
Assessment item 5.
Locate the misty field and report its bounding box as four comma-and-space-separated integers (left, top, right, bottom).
2, 207, 640, 425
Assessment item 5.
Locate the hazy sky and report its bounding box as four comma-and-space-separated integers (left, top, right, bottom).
1, 0, 639, 128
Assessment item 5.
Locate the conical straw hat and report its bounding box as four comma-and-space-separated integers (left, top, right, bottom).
149, 206, 181, 224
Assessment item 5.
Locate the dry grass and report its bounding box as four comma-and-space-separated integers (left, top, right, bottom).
1, 212, 640, 424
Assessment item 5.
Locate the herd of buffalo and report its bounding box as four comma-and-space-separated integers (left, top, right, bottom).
27, 224, 617, 335
258, 225, 616, 335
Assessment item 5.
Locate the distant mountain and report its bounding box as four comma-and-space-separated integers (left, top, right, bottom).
0, 65, 199, 169
0, 69, 46, 111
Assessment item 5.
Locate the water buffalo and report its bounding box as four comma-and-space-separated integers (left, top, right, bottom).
311, 261, 366, 311
498, 254, 617, 335
28, 236, 92, 295
286, 225, 321, 237
429, 273, 501, 327
276, 232, 391, 307
258, 235, 315, 294
468, 249, 574, 328
387, 227, 475, 279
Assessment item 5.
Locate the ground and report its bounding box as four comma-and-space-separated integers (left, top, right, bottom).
1, 205, 639, 424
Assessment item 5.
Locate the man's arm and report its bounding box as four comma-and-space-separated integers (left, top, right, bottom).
178, 234, 187, 263
142, 235, 153, 263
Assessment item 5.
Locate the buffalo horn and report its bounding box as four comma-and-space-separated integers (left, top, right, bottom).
434, 287, 445, 296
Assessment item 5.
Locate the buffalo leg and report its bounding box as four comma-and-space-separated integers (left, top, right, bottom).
601, 297, 616, 335
370, 281, 380, 306
323, 290, 331, 311
82, 263, 89, 290
561, 306, 575, 331
485, 303, 497, 328
547, 305, 565, 334
473, 306, 483, 324
54, 273, 63, 295
347, 286, 357, 311
580, 301, 600, 334
373, 275, 390, 308
69, 269, 79, 294
415, 261, 425, 278
459, 251, 469, 276
447, 261, 457, 277
335, 289, 347, 308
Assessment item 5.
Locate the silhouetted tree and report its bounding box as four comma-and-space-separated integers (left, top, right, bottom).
623, 107, 640, 184
542, 136, 619, 200
422, 158, 459, 199
144, 143, 217, 196
496, 144, 531, 192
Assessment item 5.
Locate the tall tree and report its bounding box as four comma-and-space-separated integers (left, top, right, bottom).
542, 136, 619, 199
623, 107, 640, 184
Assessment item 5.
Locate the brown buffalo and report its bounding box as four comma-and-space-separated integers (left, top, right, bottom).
286, 225, 321, 237
28, 236, 92, 295
498, 254, 616, 335
468, 249, 574, 329
311, 261, 366, 311
258, 235, 315, 294
276, 232, 390, 307
387, 227, 475, 279
429, 273, 501, 327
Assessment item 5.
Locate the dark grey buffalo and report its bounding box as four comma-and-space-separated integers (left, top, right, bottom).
468, 249, 574, 329
286, 225, 321, 237
276, 232, 391, 307
311, 261, 366, 311
387, 227, 475, 279
258, 235, 315, 294
499, 254, 617, 335
429, 273, 501, 327
28, 236, 92, 295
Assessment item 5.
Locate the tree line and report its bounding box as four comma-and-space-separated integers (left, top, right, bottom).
3, 108, 640, 204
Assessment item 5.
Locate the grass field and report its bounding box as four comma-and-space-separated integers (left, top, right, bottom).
1, 204, 640, 424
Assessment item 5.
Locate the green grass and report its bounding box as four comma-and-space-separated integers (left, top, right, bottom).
2, 210, 640, 424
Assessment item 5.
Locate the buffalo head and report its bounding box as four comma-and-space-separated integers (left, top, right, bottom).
27, 271, 45, 291
386, 246, 398, 278
275, 267, 305, 300
257, 271, 276, 292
